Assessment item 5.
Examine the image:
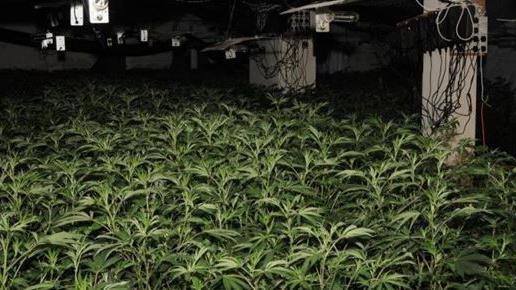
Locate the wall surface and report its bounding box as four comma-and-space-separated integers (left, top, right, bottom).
318, 43, 384, 74
125, 14, 215, 70
126, 51, 173, 70
0, 14, 216, 71
487, 2, 516, 89
486, 0, 516, 155
487, 45, 516, 89
317, 26, 389, 74
0, 42, 98, 71
0, 23, 98, 71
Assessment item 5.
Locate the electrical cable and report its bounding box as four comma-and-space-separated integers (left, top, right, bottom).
414, 0, 432, 11
243, 1, 281, 32
436, 7, 452, 41
225, 0, 237, 39
251, 35, 311, 91
421, 43, 476, 132
73, 0, 79, 25
455, 3, 475, 41
479, 53, 487, 145
416, 1, 484, 134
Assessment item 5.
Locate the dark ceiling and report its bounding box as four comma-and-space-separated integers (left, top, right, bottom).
0, 0, 422, 56
0, 0, 420, 26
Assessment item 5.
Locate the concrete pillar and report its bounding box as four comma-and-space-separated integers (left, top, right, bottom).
421, 0, 479, 149
190, 49, 198, 70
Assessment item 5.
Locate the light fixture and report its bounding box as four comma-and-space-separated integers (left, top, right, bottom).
117, 32, 125, 44
225, 48, 237, 59
88, 0, 109, 24
312, 11, 359, 32
56, 36, 66, 51
172, 36, 181, 47
333, 11, 360, 23
70, 0, 84, 26
140, 30, 149, 42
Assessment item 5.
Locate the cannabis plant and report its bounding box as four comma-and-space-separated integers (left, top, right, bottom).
0, 79, 514, 289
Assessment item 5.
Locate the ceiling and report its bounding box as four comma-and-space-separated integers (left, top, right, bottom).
0, 0, 420, 25
0, 0, 420, 55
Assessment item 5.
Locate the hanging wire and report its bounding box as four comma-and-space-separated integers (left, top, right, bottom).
414, 0, 486, 134
72, 0, 80, 25
251, 36, 311, 91
225, 0, 237, 38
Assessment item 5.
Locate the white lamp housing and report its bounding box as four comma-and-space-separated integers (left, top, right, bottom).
88, 0, 109, 24
70, 1, 84, 26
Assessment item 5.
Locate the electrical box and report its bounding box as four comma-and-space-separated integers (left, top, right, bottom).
38, 32, 54, 49
310, 11, 359, 33
117, 32, 124, 44
289, 11, 311, 32
475, 15, 488, 53
312, 13, 334, 33
140, 30, 148, 42
88, 0, 109, 24
70, 1, 84, 26
41, 39, 52, 49
249, 36, 316, 91
171, 37, 181, 47
56, 36, 66, 51
225, 48, 236, 59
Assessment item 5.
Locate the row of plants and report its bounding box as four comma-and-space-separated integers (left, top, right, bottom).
0, 79, 515, 289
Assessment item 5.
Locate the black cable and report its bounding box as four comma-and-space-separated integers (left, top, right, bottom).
73, 0, 79, 25
225, 0, 237, 39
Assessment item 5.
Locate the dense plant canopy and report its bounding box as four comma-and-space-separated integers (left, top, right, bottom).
0, 80, 515, 289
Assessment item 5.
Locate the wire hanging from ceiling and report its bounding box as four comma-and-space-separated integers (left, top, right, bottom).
411, 0, 487, 134
225, 0, 237, 38
243, 1, 281, 33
